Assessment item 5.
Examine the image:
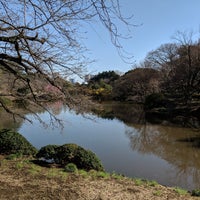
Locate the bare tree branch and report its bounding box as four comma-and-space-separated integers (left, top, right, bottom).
0, 0, 133, 123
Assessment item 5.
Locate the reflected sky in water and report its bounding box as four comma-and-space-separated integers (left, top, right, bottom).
13, 103, 200, 190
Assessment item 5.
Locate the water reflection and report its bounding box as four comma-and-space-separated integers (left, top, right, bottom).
124, 124, 200, 189
95, 102, 200, 128
92, 102, 146, 124
1, 101, 200, 190
91, 102, 200, 189
0, 109, 23, 131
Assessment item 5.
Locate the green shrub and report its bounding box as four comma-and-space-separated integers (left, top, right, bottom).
192, 189, 200, 196
56, 144, 104, 171
74, 149, 104, 171
64, 163, 78, 173
56, 143, 80, 165
36, 145, 59, 161
0, 129, 37, 156
37, 143, 104, 171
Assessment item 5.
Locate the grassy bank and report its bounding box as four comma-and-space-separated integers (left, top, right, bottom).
0, 155, 199, 200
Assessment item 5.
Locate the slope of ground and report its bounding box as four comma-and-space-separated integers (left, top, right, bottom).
0, 156, 198, 200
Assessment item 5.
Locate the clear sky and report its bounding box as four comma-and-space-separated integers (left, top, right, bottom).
83, 0, 200, 74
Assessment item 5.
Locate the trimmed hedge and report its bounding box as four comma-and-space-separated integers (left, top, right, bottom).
56, 143, 80, 165
36, 144, 59, 161
37, 143, 104, 171
0, 129, 37, 156
74, 148, 104, 171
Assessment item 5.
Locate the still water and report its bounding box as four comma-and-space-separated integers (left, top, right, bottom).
5, 102, 200, 190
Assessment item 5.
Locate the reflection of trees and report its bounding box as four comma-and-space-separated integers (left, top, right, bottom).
93, 102, 146, 124
125, 124, 200, 189
46, 101, 64, 116
93, 102, 200, 129
89, 102, 200, 188
0, 101, 65, 131
0, 109, 23, 131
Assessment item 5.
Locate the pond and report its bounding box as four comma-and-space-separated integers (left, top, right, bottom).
2, 101, 200, 190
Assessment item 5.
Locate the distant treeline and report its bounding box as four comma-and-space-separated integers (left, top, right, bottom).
81, 33, 200, 119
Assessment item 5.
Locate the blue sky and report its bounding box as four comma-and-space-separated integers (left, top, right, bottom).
83, 0, 200, 74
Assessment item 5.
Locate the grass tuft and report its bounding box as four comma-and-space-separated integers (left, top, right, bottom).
27, 164, 42, 175
79, 169, 89, 177
147, 180, 158, 187
134, 178, 144, 186
111, 172, 124, 180
96, 171, 110, 179
174, 187, 188, 195
16, 162, 24, 170
153, 190, 162, 196
6, 153, 22, 160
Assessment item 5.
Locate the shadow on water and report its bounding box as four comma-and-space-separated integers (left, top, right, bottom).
124, 124, 200, 190
177, 137, 200, 148
92, 102, 200, 189
94, 101, 200, 129
92, 102, 146, 124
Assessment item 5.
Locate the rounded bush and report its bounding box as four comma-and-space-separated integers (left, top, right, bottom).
56, 143, 80, 165
192, 189, 200, 197
56, 144, 104, 171
74, 149, 104, 171
37, 143, 104, 171
64, 163, 78, 173
0, 129, 37, 156
36, 144, 59, 161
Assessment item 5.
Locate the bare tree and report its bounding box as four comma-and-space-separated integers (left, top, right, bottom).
112, 68, 160, 102
0, 0, 133, 122
145, 32, 200, 107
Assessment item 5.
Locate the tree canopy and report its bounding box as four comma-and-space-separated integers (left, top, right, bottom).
89, 71, 120, 84
145, 33, 200, 105
112, 68, 160, 102
0, 0, 132, 120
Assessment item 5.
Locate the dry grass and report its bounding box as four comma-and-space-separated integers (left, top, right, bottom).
0, 156, 198, 200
